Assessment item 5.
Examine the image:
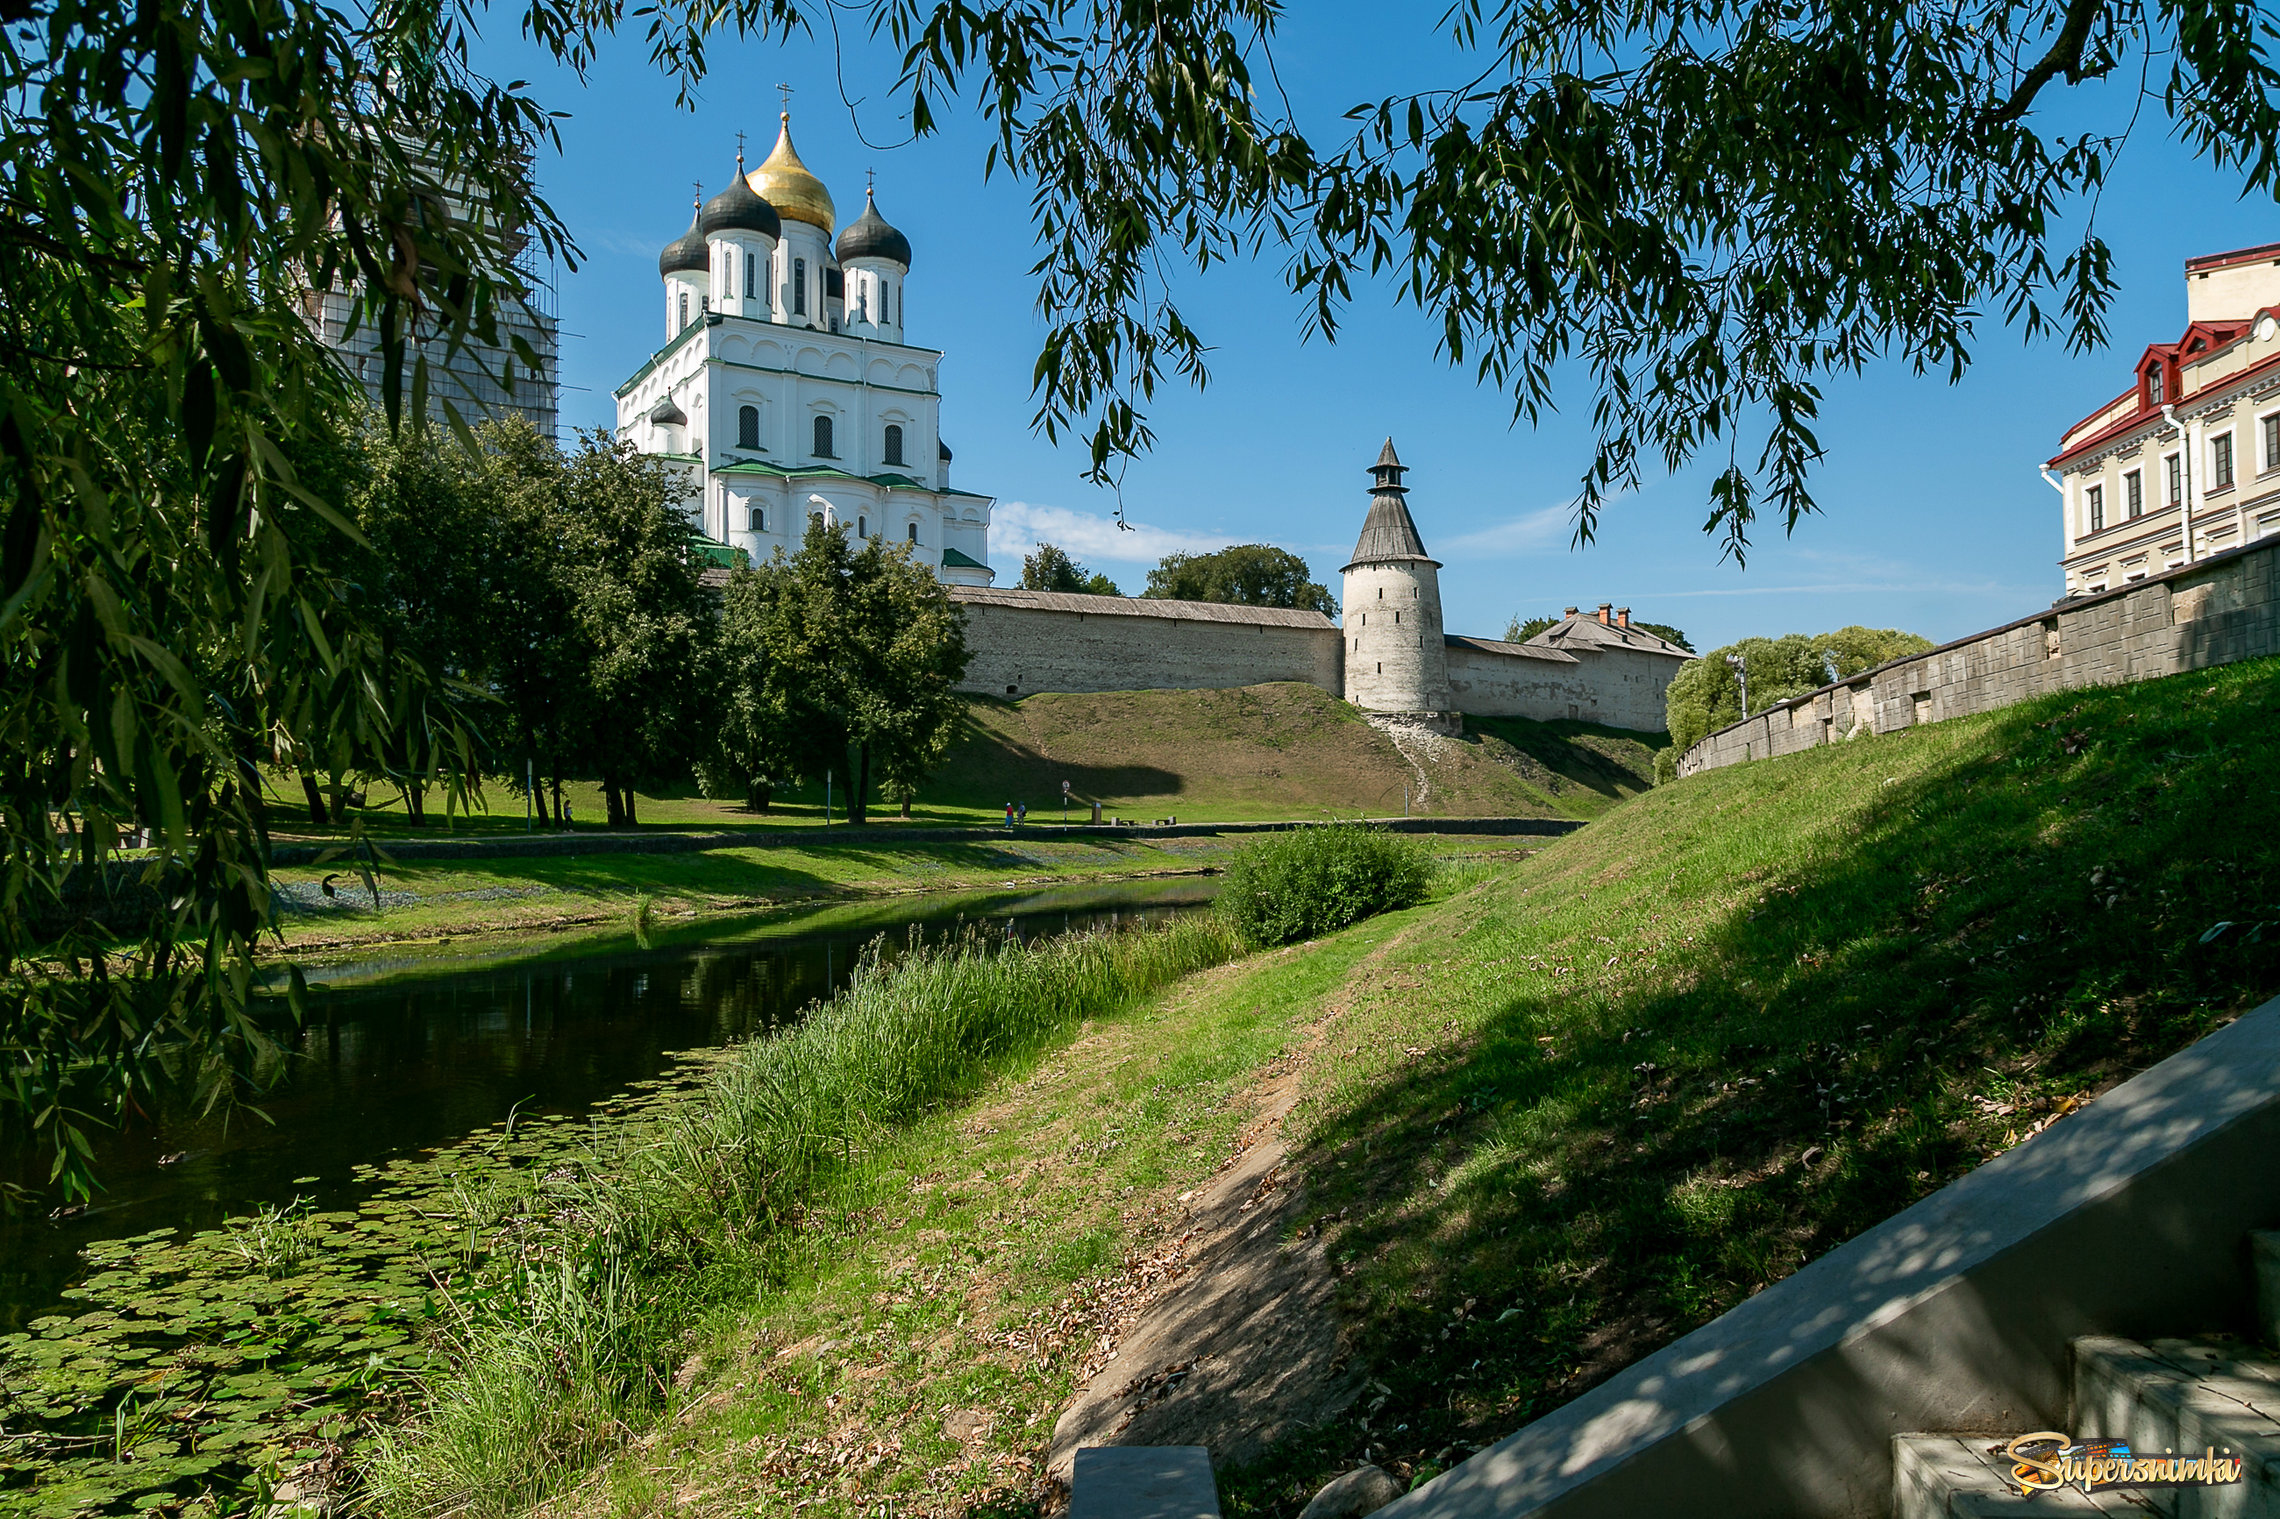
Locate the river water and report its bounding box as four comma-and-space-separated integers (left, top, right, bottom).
0, 878, 1213, 1331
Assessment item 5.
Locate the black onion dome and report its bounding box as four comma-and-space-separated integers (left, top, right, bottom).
658, 204, 708, 276
700, 167, 781, 239
648, 397, 688, 426
835, 189, 912, 268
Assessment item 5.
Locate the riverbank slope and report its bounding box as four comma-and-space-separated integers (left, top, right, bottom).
262, 830, 1540, 957
533, 654, 2280, 1516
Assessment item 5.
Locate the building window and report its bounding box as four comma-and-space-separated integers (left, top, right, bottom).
793, 258, 807, 316
812, 414, 834, 458
1394, 610, 1401, 624
2265, 414, 2280, 471
678, 291, 689, 329
2167, 453, 2183, 505
737, 405, 759, 449
2147, 366, 2165, 404
858, 515, 867, 538
2124, 469, 2142, 518
907, 521, 918, 543
750, 507, 764, 532
810, 511, 824, 528
883, 424, 904, 466
2213, 431, 2235, 490
2086, 483, 2104, 533
744, 253, 755, 300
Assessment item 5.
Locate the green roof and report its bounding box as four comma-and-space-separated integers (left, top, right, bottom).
941, 547, 989, 570
709, 461, 944, 492
693, 537, 748, 569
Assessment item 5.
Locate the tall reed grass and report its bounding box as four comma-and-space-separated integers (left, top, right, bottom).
364, 912, 1243, 1516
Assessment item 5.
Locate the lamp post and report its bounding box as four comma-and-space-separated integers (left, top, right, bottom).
1725, 651, 1750, 718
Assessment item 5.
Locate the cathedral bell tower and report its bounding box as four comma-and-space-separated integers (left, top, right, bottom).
1341, 439, 1454, 727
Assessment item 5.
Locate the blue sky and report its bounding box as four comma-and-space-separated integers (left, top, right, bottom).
480, 10, 2278, 652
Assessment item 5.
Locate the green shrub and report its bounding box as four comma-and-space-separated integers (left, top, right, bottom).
1217, 823, 1435, 947
1654, 746, 1678, 785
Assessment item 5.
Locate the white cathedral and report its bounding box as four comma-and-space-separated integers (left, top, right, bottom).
614, 112, 997, 585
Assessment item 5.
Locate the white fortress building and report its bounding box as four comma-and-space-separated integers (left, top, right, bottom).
613, 119, 1690, 733
614, 113, 996, 584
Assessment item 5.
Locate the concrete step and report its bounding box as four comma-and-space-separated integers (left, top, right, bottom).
2071, 1337, 2280, 1518
1894, 1434, 2166, 1516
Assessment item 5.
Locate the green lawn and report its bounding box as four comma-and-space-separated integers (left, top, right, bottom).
510, 653, 2280, 1517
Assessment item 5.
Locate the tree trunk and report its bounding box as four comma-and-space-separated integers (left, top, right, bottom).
748, 779, 771, 814
403, 782, 426, 827
603, 778, 624, 829
300, 773, 329, 826
851, 743, 870, 826
327, 772, 349, 824
900, 795, 911, 819
550, 772, 565, 827
624, 788, 640, 827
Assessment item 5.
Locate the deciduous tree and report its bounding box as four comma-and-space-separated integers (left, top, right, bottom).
1145, 544, 1334, 612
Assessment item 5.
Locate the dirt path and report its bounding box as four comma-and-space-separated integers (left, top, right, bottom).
1045, 930, 1410, 1485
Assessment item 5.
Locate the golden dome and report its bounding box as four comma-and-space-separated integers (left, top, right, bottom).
747, 113, 835, 234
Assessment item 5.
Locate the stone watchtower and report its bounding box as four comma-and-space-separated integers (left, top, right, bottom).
1341, 439, 1454, 728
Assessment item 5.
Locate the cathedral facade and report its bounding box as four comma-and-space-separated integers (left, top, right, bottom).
614, 113, 996, 585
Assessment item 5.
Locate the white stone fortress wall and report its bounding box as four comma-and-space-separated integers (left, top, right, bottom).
950, 588, 1342, 698
1677, 535, 2280, 775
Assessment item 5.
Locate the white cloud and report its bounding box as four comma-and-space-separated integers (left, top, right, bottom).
1437, 504, 1576, 557
986, 501, 1238, 576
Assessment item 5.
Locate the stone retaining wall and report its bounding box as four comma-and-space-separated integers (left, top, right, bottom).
1677, 536, 2280, 776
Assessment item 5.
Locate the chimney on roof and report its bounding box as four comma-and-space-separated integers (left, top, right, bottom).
1563, 605, 1578, 617
1597, 602, 1613, 625
1617, 607, 1631, 629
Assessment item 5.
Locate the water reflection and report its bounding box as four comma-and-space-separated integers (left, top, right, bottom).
0, 878, 1212, 1327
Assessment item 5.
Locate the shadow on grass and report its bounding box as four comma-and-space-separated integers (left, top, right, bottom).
1220, 657, 2280, 1515
1460, 715, 1663, 809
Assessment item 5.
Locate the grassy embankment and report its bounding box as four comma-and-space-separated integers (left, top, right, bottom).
264, 682, 1661, 837
262, 683, 1654, 951
482, 654, 2280, 1518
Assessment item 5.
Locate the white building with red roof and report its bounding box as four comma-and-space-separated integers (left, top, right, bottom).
2049, 241, 2280, 595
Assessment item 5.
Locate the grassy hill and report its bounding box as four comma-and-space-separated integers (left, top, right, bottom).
533, 656, 2280, 1517
279, 683, 1664, 835
929, 683, 1660, 823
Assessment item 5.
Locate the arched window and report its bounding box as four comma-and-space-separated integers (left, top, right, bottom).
792, 257, 807, 316
745, 253, 756, 300
907, 521, 918, 543
749, 507, 765, 532
810, 511, 824, 528
737, 405, 759, 450
812, 414, 834, 458
883, 424, 904, 466
677, 291, 689, 330
883, 279, 893, 321
858, 515, 868, 538
896, 283, 902, 326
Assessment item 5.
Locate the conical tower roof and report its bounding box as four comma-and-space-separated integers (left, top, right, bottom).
1343, 438, 1438, 569
748, 113, 835, 233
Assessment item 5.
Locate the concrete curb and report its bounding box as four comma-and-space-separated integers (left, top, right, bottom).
267, 816, 1585, 867
1380, 993, 2280, 1519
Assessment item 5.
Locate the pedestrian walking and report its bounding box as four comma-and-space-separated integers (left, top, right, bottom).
1004, 801, 1014, 827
